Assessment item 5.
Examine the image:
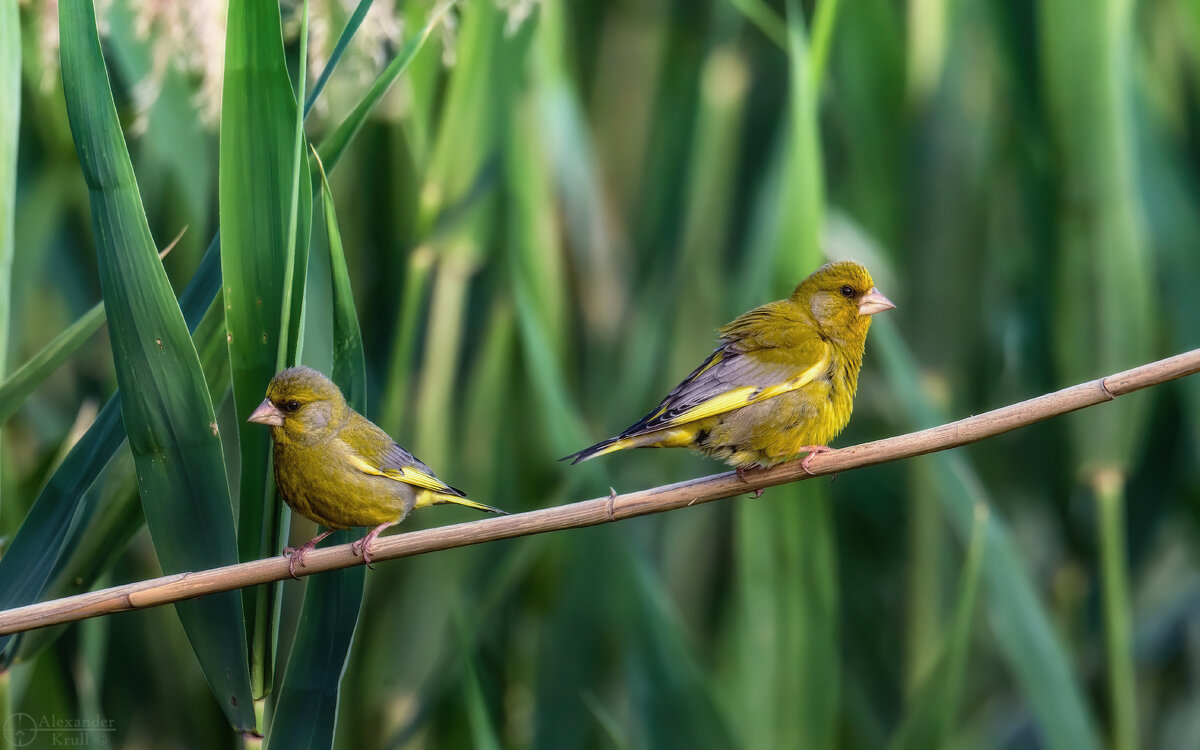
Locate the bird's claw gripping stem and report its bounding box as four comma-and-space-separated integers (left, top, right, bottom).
283, 529, 335, 579
283, 546, 308, 580
799, 445, 833, 475
352, 521, 398, 569
736, 464, 765, 498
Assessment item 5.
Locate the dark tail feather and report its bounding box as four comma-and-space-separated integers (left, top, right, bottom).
560, 436, 627, 465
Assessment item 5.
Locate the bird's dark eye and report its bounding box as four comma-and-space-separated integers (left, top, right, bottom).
839, 285, 855, 298
282, 400, 301, 413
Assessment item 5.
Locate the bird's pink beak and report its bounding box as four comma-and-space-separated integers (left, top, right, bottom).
247, 398, 285, 427
859, 287, 896, 316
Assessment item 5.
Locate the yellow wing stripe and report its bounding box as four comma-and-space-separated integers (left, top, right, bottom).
648, 352, 726, 421
346, 453, 453, 494
380, 466, 454, 493
662, 347, 831, 427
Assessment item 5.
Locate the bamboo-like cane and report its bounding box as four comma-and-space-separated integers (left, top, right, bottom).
0, 348, 1197, 637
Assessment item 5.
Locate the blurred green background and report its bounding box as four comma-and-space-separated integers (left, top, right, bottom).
2, 0, 1200, 748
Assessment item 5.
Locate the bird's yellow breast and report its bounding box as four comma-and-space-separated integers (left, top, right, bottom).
273, 441, 415, 529
690, 356, 857, 467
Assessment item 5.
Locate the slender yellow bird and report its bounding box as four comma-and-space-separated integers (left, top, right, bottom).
564, 261, 894, 482
248, 367, 504, 576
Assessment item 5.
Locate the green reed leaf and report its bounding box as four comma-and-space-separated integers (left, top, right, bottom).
58, 0, 253, 729
267, 151, 366, 750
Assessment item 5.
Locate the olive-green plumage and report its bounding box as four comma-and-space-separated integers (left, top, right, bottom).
565, 261, 895, 471
248, 366, 503, 574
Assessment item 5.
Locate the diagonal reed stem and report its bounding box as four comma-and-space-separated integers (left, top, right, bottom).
0, 348, 1197, 637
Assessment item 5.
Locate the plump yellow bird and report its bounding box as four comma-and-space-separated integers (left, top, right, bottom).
248, 367, 504, 576
564, 261, 894, 482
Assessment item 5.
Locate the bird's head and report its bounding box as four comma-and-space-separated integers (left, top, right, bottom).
247, 366, 348, 444
791, 260, 895, 342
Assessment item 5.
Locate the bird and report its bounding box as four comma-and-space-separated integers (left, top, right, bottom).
247, 366, 505, 577
563, 260, 894, 487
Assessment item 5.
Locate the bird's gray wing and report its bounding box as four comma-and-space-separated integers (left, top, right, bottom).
615, 340, 832, 439
339, 415, 466, 497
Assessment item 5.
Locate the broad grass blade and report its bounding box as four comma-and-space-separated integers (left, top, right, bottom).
0, 301, 104, 426
0, 240, 221, 663
0, 396, 126, 665
305, 0, 375, 115
0, 0, 391, 671
58, 0, 253, 729
220, 0, 311, 700
0, 0, 17, 539
0, 0, 15, 385
10, 291, 233, 664
267, 154, 366, 750
317, 1, 458, 172
10, 444, 139, 663
278, 0, 313, 372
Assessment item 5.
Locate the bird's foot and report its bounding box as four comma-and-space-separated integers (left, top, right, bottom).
736, 464, 764, 498
283, 529, 335, 579
735, 464, 762, 483
799, 445, 833, 475
282, 545, 311, 579
352, 522, 397, 569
